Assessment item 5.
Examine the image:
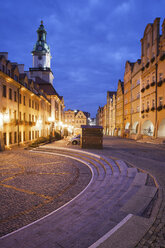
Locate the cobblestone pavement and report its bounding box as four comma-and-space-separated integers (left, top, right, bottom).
0, 147, 91, 237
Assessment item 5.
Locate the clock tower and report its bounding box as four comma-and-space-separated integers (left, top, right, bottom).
28, 21, 54, 85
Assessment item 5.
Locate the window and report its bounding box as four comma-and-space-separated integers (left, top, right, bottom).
14, 110, 17, 120
19, 94, 22, 104
142, 103, 144, 111
23, 96, 26, 105
23, 131, 26, 142
23, 113, 26, 121
29, 114, 31, 122
32, 100, 34, 109
29, 131, 31, 140
147, 101, 149, 109
14, 74, 18, 81
19, 112, 22, 121
32, 131, 34, 139
9, 88, 12, 100
152, 99, 155, 107
29, 99, 31, 107
3, 85, 6, 97
2, 65, 5, 72
19, 132, 21, 142
32, 115, 34, 122
9, 132, 12, 144
14, 91, 17, 101
159, 97, 163, 106
159, 73, 163, 81
3, 133, 6, 145
14, 132, 17, 143
136, 79, 140, 85
7, 69, 10, 76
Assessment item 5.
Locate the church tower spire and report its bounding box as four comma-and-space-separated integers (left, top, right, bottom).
29, 21, 54, 85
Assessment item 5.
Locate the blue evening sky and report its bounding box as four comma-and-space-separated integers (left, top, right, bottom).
0, 0, 165, 117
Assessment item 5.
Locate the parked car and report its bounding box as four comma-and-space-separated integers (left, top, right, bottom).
70, 134, 80, 145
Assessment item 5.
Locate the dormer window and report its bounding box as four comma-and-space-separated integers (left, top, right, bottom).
2, 65, 5, 72
14, 74, 18, 81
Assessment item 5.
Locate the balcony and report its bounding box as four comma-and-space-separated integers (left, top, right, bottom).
150, 81, 155, 87
160, 54, 165, 61
145, 62, 150, 68
151, 57, 155, 63
145, 84, 150, 90
157, 80, 163, 87
157, 105, 163, 111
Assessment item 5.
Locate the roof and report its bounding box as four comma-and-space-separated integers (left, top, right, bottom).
34, 77, 63, 99
107, 91, 116, 97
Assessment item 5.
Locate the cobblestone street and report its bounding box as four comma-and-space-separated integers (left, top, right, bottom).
0, 147, 91, 236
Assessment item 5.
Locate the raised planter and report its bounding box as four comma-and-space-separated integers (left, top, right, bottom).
141, 88, 145, 93
146, 108, 149, 113
146, 84, 150, 89
151, 107, 155, 111
141, 110, 144, 114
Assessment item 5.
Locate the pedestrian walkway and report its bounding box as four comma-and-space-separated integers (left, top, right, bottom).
0, 140, 159, 248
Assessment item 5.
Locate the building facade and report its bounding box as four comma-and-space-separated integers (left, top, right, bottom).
0, 21, 65, 149
64, 109, 89, 135
96, 17, 165, 140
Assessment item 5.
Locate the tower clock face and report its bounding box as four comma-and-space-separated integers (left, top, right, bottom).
38, 46, 42, 51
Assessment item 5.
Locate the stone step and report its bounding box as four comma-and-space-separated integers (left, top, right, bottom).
116, 160, 128, 176
121, 185, 158, 215
132, 172, 147, 185
127, 167, 138, 177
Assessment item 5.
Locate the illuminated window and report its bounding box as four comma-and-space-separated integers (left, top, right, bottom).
152, 99, 155, 107
29, 99, 31, 107
159, 97, 163, 106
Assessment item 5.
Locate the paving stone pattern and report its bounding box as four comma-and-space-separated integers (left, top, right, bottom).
0, 148, 91, 237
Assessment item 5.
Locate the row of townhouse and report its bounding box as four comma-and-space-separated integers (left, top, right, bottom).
97, 17, 165, 139
0, 21, 65, 149
64, 109, 90, 135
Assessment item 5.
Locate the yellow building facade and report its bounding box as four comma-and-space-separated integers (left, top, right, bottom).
116, 80, 124, 136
